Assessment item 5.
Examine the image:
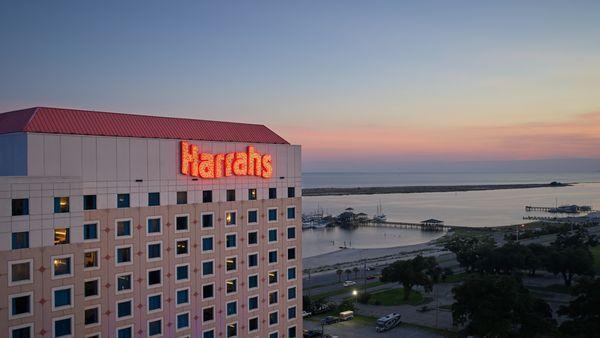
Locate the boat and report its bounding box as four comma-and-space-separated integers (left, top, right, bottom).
374, 200, 387, 222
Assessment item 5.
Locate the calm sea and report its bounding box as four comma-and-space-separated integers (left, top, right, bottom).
301, 172, 600, 257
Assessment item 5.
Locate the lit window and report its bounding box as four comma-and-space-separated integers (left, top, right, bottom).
83, 195, 97, 210
226, 279, 237, 294
226, 323, 237, 338
54, 228, 70, 245
11, 198, 29, 216
225, 211, 236, 226
11, 231, 29, 249
52, 256, 72, 278
148, 192, 160, 206
248, 188, 257, 200
268, 271, 278, 285
226, 256, 237, 272
84, 250, 99, 269
54, 197, 69, 213
117, 193, 130, 208
83, 223, 98, 241
176, 239, 189, 256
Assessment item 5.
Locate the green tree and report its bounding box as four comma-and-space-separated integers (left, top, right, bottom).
558, 277, 600, 337
524, 243, 548, 276
452, 275, 555, 337
381, 255, 438, 300
336, 269, 343, 282
444, 236, 496, 272
545, 246, 594, 286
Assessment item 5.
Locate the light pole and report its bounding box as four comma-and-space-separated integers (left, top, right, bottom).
352, 289, 358, 308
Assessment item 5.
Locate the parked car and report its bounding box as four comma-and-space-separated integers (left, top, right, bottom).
366, 275, 377, 280
302, 310, 312, 318
343, 280, 357, 287
312, 304, 332, 315
339, 310, 354, 321
320, 316, 340, 325
303, 329, 322, 338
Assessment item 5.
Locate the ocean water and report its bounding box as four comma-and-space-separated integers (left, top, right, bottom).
301, 172, 600, 257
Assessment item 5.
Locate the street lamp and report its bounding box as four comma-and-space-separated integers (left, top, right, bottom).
352, 289, 358, 306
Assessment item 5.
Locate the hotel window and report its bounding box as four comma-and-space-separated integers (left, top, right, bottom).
117, 299, 132, 319
54, 197, 69, 213
85, 306, 100, 326
148, 294, 162, 312
53, 316, 72, 338
11, 231, 29, 249
288, 267, 296, 280
202, 190, 212, 203
226, 189, 236, 202
116, 219, 131, 237
268, 291, 278, 305
177, 312, 190, 330
248, 253, 258, 268
226, 278, 237, 294
247, 209, 258, 224
269, 188, 277, 199
10, 325, 32, 338
116, 246, 132, 265
248, 296, 259, 311
176, 288, 189, 306
268, 270, 278, 285
177, 191, 188, 204
203, 306, 214, 322
83, 223, 98, 241
288, 187, 295, 198
53, 286, 73, 310
226, 256, 237, 272
269, 311, 279, 326
83, 195, 97, 210
289, 326, 297, 338
226, 323, 237, 338
117, 326, 133, 338
176, 264, 189, 282
147, 242, 162, 261
288, 306, 297, 320
226, 300, 237, 316
10, 293, 32, 318
269, 332, 278, 338
176, 215, 189, 231
226, 233, 237, 248
12, 198, 29, 216
225, 211, 236, 226
148, 318, 162, 337
202, 236, 214, 252
52, 255, 72, 278
84, 250, 99, 269
248, 274, 258, 289
176, 238, 189, 256
147, 217, 161, 234
249, 317, 259, 332
148, 192, 160, 206
9, 260, 32, 285
54, 228, 70, 245
288, 247, 296, 260
204, 329, 215, 338
268, 250, 278, 264
147, 268, 162, 287
268, 228, 277, 242
287, 206, 296, 220
287, 226, 296, 239
117, 193, 130, 208
268, 208, 278, 222
202, 260, 214, 276
202, 213, 214, 228
116, 273, 132, 293
202, 283, 214, 299
288, 286, 297, 300
248, 231, 258, 245
84, 278, 100, 298
248, 188, 257, 200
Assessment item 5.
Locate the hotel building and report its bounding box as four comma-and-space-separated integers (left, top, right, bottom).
0, 107, 302, 338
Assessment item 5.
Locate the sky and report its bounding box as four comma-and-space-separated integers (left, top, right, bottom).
1, 1, 599, 171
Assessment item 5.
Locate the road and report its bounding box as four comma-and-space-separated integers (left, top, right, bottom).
304, 318, 446, 338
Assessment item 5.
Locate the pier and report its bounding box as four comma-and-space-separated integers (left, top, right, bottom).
360, 220, 462, 232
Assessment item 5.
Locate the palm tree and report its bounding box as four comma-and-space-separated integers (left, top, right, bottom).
345, 269, 352, 281
353, 266, 360, 279
336, 269, 343, 282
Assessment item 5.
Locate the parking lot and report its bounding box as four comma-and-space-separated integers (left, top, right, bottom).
303, 318, 446, 338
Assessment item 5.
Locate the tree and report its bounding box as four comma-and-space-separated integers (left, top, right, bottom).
524, 243, 547, 276
545, 246, 594, 286
444, 236, 496, 272
303, 295, 312, 311
352, 266, 360, 279
381, 255, 439, 299
558, 277, 600, 337
344, 269, 352, 281
452, 275, 555, 337
336, 269, 343, 283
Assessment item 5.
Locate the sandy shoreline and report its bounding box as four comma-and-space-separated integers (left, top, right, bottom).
302, 182, 570, 196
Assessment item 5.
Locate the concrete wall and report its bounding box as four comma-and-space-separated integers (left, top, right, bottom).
0, 133, 27, 176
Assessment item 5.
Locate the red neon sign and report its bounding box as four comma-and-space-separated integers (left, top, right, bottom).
180, 141, 273, 179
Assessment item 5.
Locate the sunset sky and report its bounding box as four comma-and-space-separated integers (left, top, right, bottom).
1, 1, 599, 171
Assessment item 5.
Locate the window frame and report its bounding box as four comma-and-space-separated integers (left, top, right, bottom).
84, 277, 101, 300
175, 263, 190, 283
224, 210, 237, 227
174, 213, 190, 233
115, 272, 133, 295
51, 254, 73, 280
83, 248, 100, 271
146, 241, 163, 262
175, 238, 190, 257
147, 318, 163, 337
115, 218, 133, 239
52, 314, 73, 338
247, 208, 259, 225
116, 298, 133, 321
146, 216, 162, 236
201, 212, 214, 229
8, 259, 33, 286
147, 267, 163, 288
147, 292, 163, 314
83, 221, 100, 242
84, 305, 101, 328
115, 245, 133, 266
9, 291, 33, 319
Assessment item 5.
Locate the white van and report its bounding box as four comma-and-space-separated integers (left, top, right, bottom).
339, 310, 354, 321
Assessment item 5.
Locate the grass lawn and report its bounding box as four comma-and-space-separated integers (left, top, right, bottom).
310, 281, 385, 301
591, 245, 600, 273
367, 287, 425, 306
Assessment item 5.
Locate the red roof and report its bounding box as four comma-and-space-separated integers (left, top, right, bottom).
0, 107, 289, 144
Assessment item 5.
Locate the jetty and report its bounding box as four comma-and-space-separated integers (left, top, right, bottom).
360, 219, 462, 231
525, 205, 593, 213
